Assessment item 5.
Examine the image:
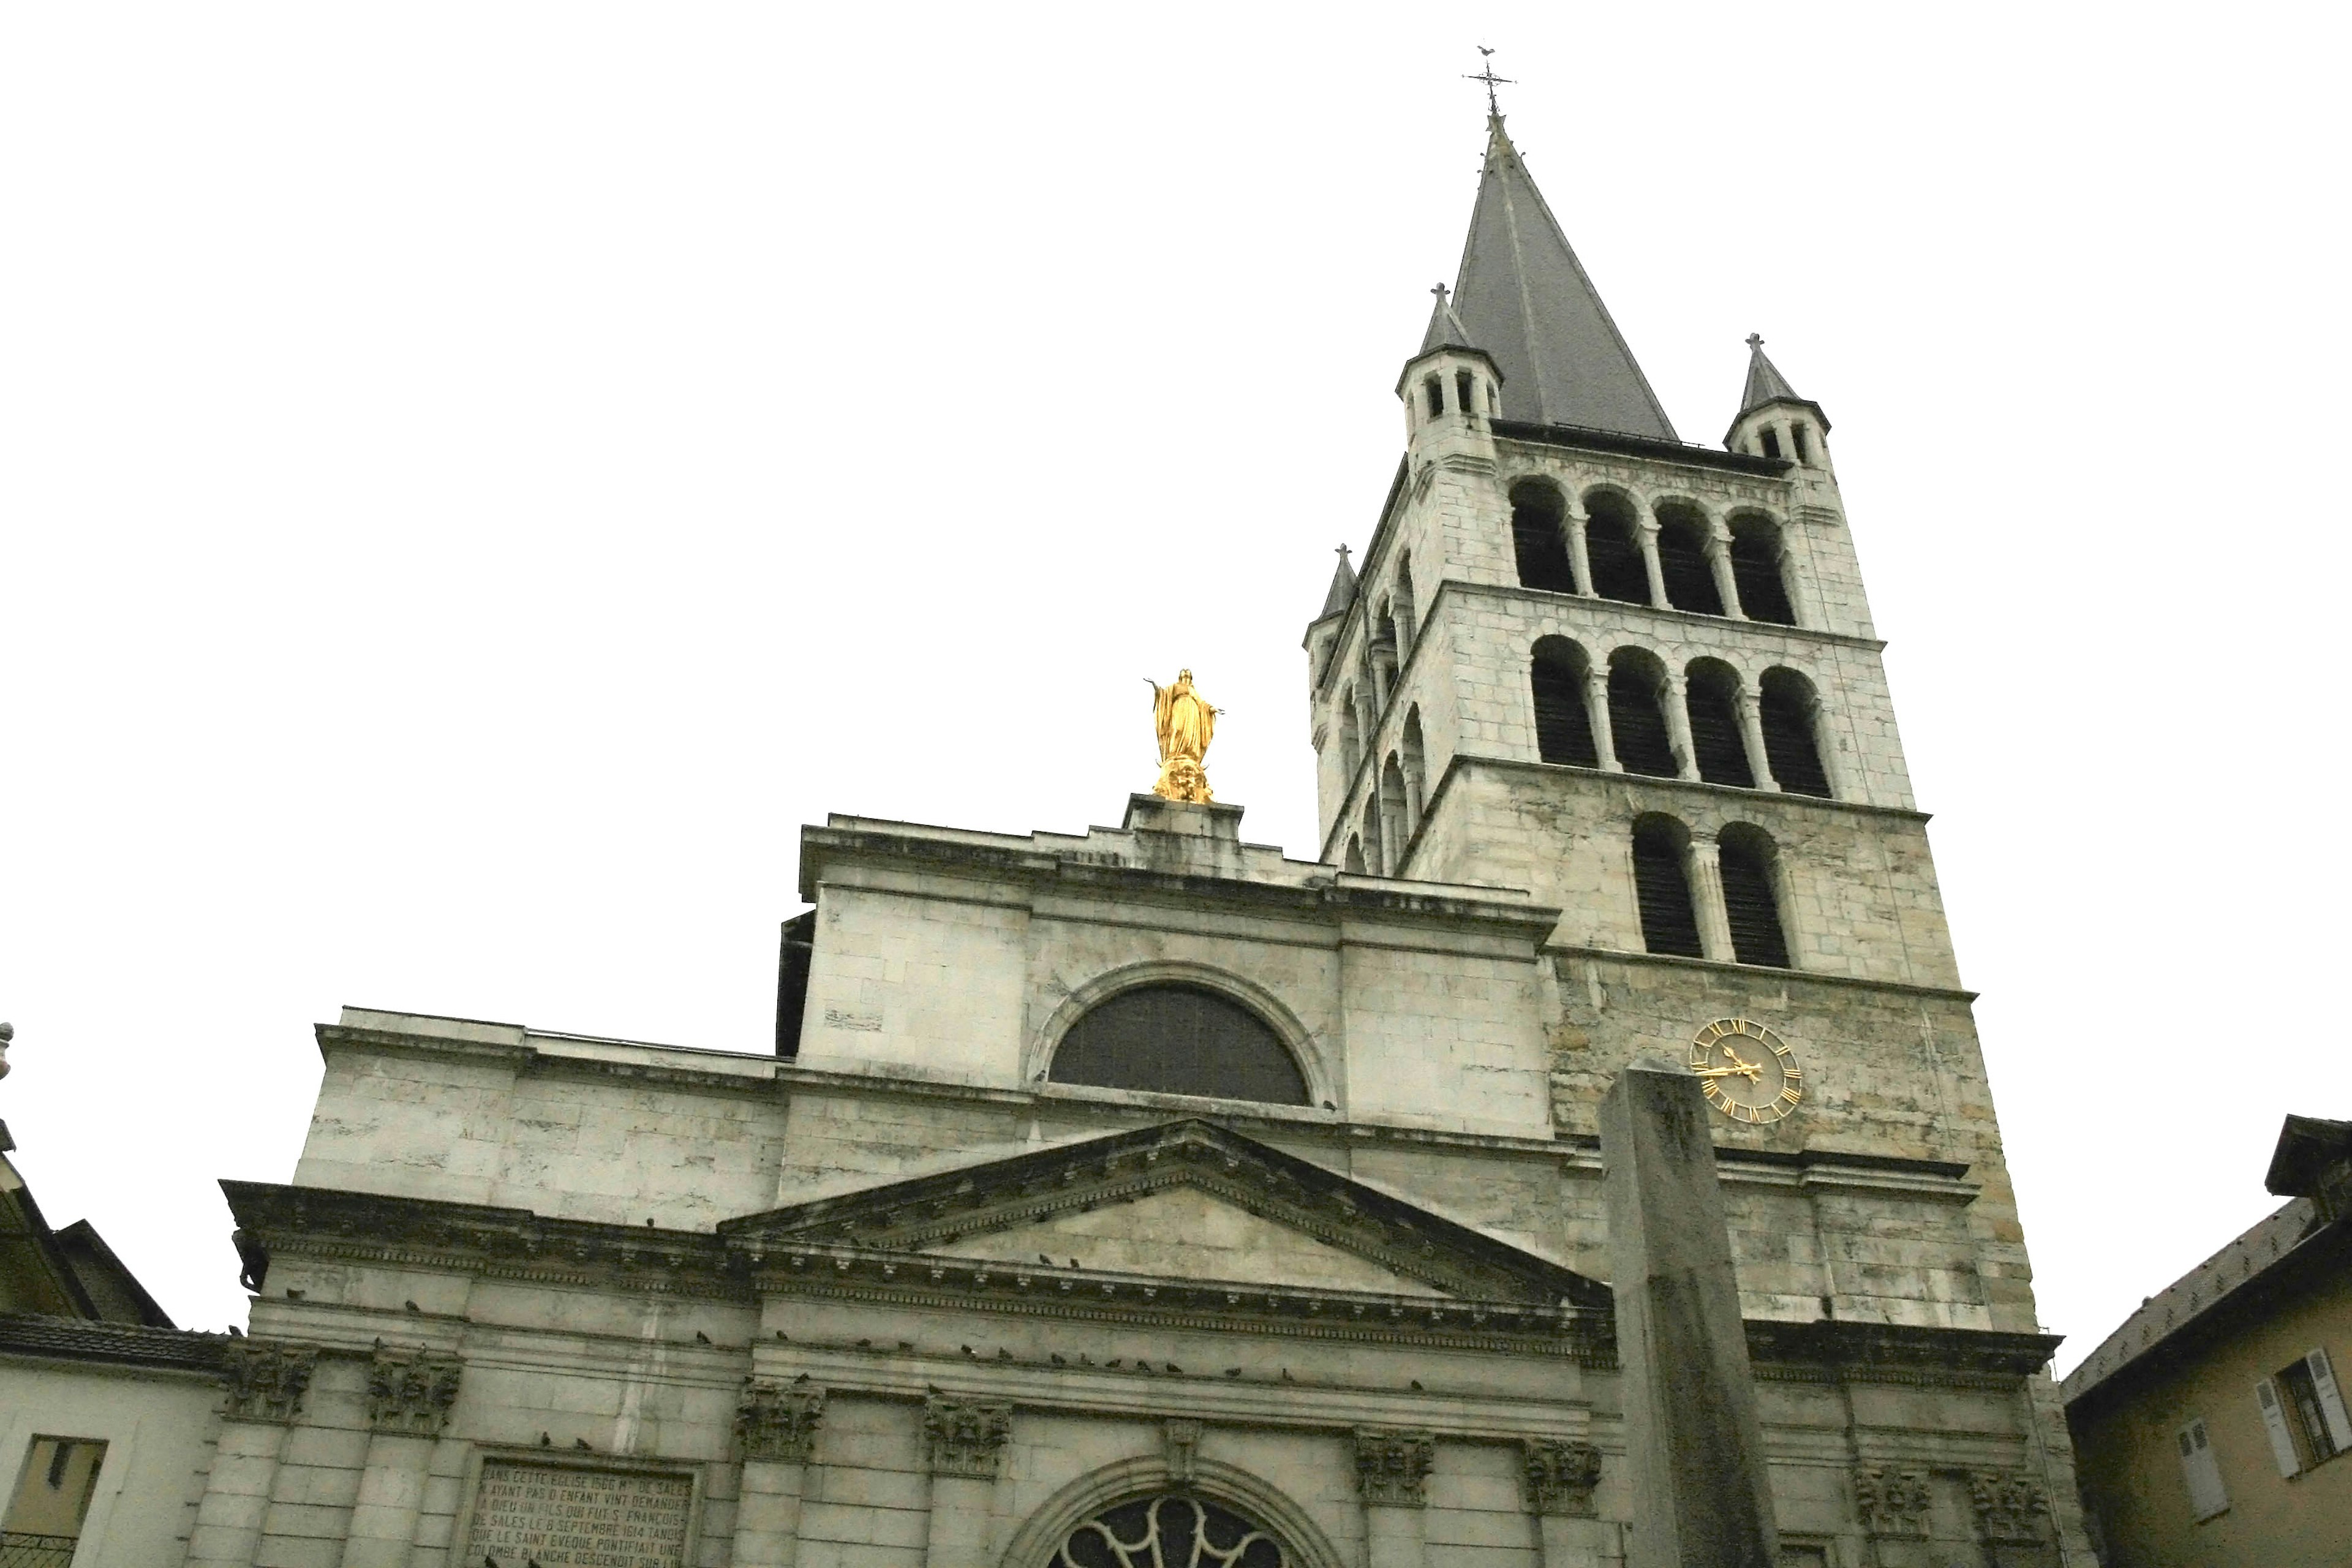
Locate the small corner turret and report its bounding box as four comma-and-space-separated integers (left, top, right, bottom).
1725, 335, 1833, 476
1396, 284, 1503, 464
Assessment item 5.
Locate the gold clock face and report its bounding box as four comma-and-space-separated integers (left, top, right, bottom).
1689, 1018, 1802, 1124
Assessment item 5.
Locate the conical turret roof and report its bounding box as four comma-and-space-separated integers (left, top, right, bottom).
1317, 546, 1359, 620
1418, 284, 1480, 356
1441, 116, 1678, 440
1737, 334, 1802, 415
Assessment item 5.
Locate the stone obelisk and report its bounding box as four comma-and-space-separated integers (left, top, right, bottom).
1600, 1058, 1778, 1568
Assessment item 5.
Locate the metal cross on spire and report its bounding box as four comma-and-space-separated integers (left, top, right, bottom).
1464, 46, 1513, 116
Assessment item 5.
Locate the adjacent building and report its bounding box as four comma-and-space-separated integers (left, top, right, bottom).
2063, 1115, 2352, 1565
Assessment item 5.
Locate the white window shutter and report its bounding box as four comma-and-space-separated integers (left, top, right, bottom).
2256, 1376, 2303, 1477
2177, 1419, 2229, 1520
2307, 1349, 2352, 1451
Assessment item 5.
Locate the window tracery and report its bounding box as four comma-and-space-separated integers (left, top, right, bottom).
1053, 1496, 1287, 1568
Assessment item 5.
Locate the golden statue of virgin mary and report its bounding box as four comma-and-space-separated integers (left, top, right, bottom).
1147, 669, 1220, 804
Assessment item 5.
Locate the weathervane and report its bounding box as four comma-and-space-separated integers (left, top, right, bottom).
1464, 46, 1513, 116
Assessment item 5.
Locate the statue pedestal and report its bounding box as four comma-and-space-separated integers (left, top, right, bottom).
1120, 794, 1250, 878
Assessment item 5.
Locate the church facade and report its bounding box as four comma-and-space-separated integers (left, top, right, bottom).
82, 110, 2089, 1568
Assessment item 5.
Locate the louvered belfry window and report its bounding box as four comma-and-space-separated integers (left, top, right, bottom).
1531, 641, 1597, 767
1607, 661, 1677, 778
1509, 483, 1578, 594
1585, 500, 1649, 604
1718, 829, 1792, 968
1758, 673, 1832, 797
1730, 522, 1798, 625
1631, 818, 1704, 958
1654, 514, 1724, 616
1684, 665, 1753, 788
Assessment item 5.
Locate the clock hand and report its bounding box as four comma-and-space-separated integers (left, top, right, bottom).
1692, 1065, 1763, 1080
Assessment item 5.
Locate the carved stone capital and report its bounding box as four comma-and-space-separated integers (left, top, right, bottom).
1520, 1439, 1600, 1517
1354, 1428, 1434, 1508
366, 1347, 461, 1436
924, 1395, 1011, 1480
1853, 1467, 1932, 1539
220, 1340, 318, 1423
1969, 1469, 2048, 1544
737, 1379, 826, 1464
1165, 1418, 1202, 1485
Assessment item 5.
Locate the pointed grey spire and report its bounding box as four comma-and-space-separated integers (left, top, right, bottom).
1737, 334, 1801, 416
1419, 283, 1477, 355
1319, 545, 1359, 620
1443, 117, 1678, 440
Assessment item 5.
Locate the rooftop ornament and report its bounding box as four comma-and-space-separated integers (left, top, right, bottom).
1146, 670, 1221, 804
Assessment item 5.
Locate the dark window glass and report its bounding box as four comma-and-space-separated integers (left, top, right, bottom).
1608, 664, 1676, 778
1730, 526, 1798, 625
1631, 822, 1703, 958
1759, 678, 1831, 797
1760, 427, 1783, 460
1531, 646, 1597, 767
1054, 1496, 1289, 1568
1509, 485, 1577, 593
1585, 510, 1649, 604
1051, 986, 1306, 1106
1656, 519, 1723, 615
1685, 672, 1753, 787
1719, 835, 1790, 968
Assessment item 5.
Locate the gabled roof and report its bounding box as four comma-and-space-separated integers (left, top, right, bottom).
720, 1118, 1609, 1310
1441, 116, 1678, 441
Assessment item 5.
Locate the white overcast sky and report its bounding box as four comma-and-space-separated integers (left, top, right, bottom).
3, 4, 2346, 1370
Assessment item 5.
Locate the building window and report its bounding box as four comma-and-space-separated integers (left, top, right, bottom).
1758, 426, 1783, 461
3, 1436, 109, 1564
1423, 377, 1444, 420
1530, 638, 1598, 767
1758, 669, 1833, 797
1630, 816, 1703, 959
1683, 660, 1753, 788
1507, 481, 1577, 594
1792, 423, 1813, 464
1455, 369, 1476, 417
1583, 492, 1649, 604
2176, 1418, 2229, 1521
1052, 1494, 1286, 1568
1718, 825, 1792, 968
1607, 652, 1676, 779
1050, 984, 1308, 1106
1653, 505, 1723, 616
1728, 517, 1798, 626
2275, 1351, 2352, 1469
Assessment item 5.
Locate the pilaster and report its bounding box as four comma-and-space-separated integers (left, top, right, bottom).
736, 1381, 827, 1568
922, 1395, 1010, 1568
1522, 1441, 1610, 1568
1354, 1428, 1433, 1568
339, 1348, 461, 1568
186, 1341, 317, 1567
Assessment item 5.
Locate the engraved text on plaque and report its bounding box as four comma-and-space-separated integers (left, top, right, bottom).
470, 1461, 693, 1568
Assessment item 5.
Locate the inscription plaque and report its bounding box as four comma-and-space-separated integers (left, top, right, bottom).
470, 1461, 693, 1568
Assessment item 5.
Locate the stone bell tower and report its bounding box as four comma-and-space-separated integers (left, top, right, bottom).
1303, 105, 2097, 1562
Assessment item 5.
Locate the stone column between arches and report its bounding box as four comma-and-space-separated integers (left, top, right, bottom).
1563, 505, 1595, 598
1684, 839, 1736, 963
1704, 522, 1746, 620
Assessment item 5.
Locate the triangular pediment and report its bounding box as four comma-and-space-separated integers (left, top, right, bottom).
721, 1118, 1604, 1309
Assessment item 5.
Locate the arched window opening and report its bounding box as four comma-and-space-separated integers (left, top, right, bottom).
1531, 637, 1598, 767
1792, 423, 1812, 464
1050, 985, 1308, 1106
1583, 492, 1649, 605
1343, 834, 1365, 873
1654, 506, 1724, 616
1423, 377, 1444, 420
1486, 382, 1498, 414
1758, 426, 1784, 461
1338, 690, 1362, 782
1392, 556, 1417, 652
1728, 518, 1798, 626
1758, 669, 1832, 797
1361, 794, 1384, 876
1509, 481, 1577, 593
1717, 826, 1792, 968
1684, 660, 1754, 787
1630, 815, 1704, 959
1402, 707, 1428, 826
1455, 369, 1475, 416
1607, 651, 1676, 778
1380, 753, 1409, 867
1051, 1494, 1289, 1568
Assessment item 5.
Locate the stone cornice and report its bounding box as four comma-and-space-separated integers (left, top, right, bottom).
1543, 941, 1977, 1004
720, 1118, 1608, 1311
1442, 575, 1885, 653
1746, 1319, 2060, 1382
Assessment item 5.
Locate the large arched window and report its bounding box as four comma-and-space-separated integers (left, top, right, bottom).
1338, 691, 1362, 782
1531, 637, 1598, 767
1607, 649, 1677, 778
1758, 669, 1833, 797
1053, 1496, 1287, 1568
1729, 516, 1798, 626
1653, 504, 1724, 616
1583, 492, 1649, 605
1717, 824, 1792, 968
1509, 481, 1577, 593
1379, 753, 1409, 866
1401, 707, 1427, 825
1630, 815, 1703, 958
1392, 556, 1417, 652
1050, 985, 1308, 1105
1683, 659, 1753, 788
